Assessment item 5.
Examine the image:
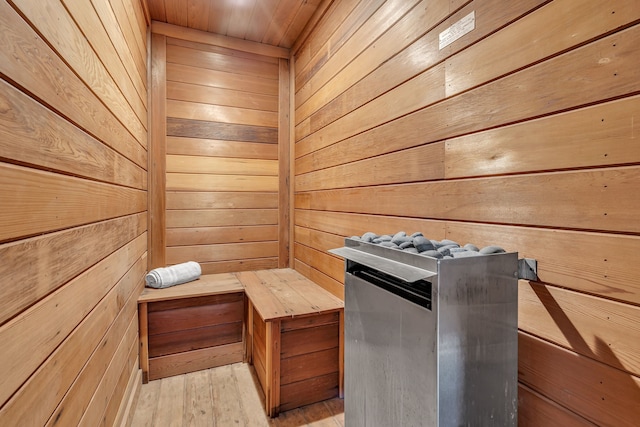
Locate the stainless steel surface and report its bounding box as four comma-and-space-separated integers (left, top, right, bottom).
329, 246, 436, 282
518, 257, 538, 281
336, 238, 518, 427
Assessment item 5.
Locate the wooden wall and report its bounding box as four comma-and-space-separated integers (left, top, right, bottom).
149, 23, 292, 274
292, 0, 640, 424
0, 0, 148, 425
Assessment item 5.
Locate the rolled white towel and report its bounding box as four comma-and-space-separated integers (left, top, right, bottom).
145, 261, 202, 289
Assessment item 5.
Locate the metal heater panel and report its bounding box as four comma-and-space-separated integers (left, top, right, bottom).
345, 273, 437, 427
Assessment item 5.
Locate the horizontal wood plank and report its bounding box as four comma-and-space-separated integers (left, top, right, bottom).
0, 163, 147, 243
167, 81, 277, 111
166, 191, 278, 209
295, 166, 640, 233
519, 332, 640, 426
293, 260, 344, 301
167, 118, 277, 143
166, 44, 279, 79
167, 63, 279, 96
0, 253, 145, 426
279, 372, 339, 413
166, 225, 278, 246
166, 242, 279, 264
0, 1, 146, 168
0, 234, 146, 408
445, 95, 640, 178
166, 173, 279, 192
167, 155, 278, 176
280, 347, 339, 385
167, 137, 278, 159
148, 300, 244, 335
519, 281, 640, 376
0, 213, 146, 325
281, 324, 339, 359
149, 342, 244, 381
295, 142, 444, 191
139, 273, 244, 303
200, 258, 279, 275
166, 99, 278, 128
166, 209, 278, 228
445, 222, 640, 305
0, 76, 145, 189
149, 322, 243, 357
167, 37, 279, 65
518, 384, 596, 427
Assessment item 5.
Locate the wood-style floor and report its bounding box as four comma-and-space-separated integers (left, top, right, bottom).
130, 363, 345, 427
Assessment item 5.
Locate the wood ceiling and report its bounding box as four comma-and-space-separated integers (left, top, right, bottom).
147, 0, 325, 49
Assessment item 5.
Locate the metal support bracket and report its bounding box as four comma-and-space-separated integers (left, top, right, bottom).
518, 258, 538, 281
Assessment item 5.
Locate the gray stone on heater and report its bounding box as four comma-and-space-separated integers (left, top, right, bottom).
419, 250, 443, 259
379, 241, 398, 248
404, 247, 419, 253
479, 245, 506, 254
350, 236, 361, 240
399, 241, 414, 249
414, 236, 435, 252
361, 232, 378, 242
439, 239, 460, 247
452, 250, 482, 258
410, 232, 424, 238
463, 243, 480, 252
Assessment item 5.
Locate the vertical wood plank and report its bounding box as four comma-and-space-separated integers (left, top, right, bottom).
338, 309, 344, 399
271, 319, 281, 417
279, 58, 291, 268
138, 302, 149, 384
149, 33, 167, 270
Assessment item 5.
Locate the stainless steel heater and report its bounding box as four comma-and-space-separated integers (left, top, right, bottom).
331, 238, 519, 427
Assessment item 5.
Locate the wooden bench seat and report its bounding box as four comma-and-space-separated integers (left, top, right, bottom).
137, 268, 344, 417
138, 273, 245, 382
237, 268, 344, 417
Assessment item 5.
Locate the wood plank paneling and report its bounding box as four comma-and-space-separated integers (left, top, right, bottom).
167, 81, 278, 111
166, 192, 278, 209
0, 1, 146, 168
0, 79, 145, 189
166, 225, 278, 246
0, 0, 147, 424
0, 163, 146, 243
167, 137, 278, 159
295, 1, 640, 422
167, 118, 278, 143
166, 209, 278, 228
166, 242, 279, 264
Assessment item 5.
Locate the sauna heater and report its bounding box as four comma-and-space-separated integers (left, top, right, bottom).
330, 238, 519, 426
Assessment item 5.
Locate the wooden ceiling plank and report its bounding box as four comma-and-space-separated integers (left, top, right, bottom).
148, 0, 166, 21
244, 0, 280, 44
226, 0, 258, 40
187, 0, 210, 32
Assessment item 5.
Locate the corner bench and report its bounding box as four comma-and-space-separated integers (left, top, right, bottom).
238, 269, 344, 417
137, 269, 344, 417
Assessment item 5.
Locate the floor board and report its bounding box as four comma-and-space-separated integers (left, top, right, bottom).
130, 363, 344, 426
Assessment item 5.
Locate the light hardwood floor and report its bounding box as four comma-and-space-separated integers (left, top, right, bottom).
130, 363, 345, 426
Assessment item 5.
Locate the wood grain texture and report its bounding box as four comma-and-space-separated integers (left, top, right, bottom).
518, 384, 597, 427
11, 0, 147, 144
151, 21, 290, 57
166, 209, 278, 228
0, 79, 145, 189
166, 225, 278, 246
279, 372, 340, 413
519, 281, 640, 376
138, 273, 244, 303
167, 137, 278, 159
166, 242, 279, 264
445, 95, 640, 178
166, 173, 278, 192
149, 33, 167, 270
279, 58, 291, 268
0, 213, 145, 326
167, 81, 278, 111
167, 99, 278, 127
167, 118, 278, 143
166, 44, 279, 79
519, 332, 640, 426
0, 254, 145, 427
0, 1, 146, 168
166, 191, 278, 209
167, 63, 279, 95
0, 234, 146, 408
296, 166, 640, 233
199, 258, 279, 276
167, 155, 278, 176
298, 0, 548, 131
445, 222, 640, 305
149, 342, 244, 381
0, 163, 146, 243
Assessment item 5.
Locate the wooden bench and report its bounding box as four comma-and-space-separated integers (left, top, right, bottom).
237, 269, 344, 417
138, 273, 245, 382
